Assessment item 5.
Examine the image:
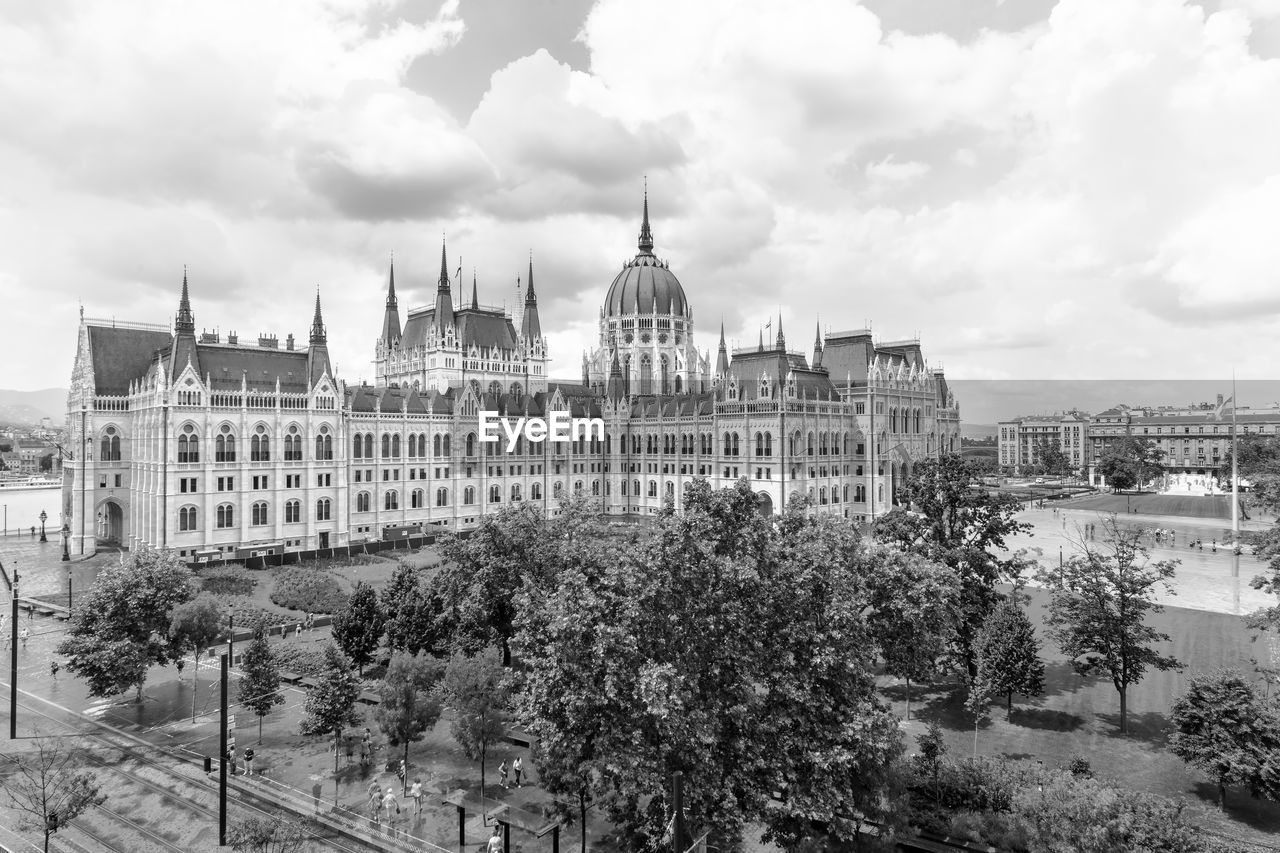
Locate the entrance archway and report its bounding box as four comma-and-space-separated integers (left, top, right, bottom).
97, 500, 124, 545
756, 492, 774, 517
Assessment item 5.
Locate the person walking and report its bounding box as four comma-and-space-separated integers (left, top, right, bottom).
50, 660, 59, 680
19, 626, 28, 649
243, 746, 255, 777
409, 778, 423, 816
487, 825, 504, 853
512, 756, 523, 788
380, 786, 401, 832
367, 779, 382, 819
498, 759, 509, 790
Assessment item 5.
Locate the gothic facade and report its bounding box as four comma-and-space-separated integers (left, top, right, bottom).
63, 196, 960, 558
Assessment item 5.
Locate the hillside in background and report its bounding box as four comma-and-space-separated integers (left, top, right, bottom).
960, 423, 997, 441
0, 388, 67, 426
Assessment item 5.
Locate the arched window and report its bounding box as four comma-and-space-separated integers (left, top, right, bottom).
820, 433, 828, 456
285, 426, 302, 461
660, 355, 669, 395
574, 480, 584, 494
384, 490, 399, 511
592, 479, 600, 495
316, 426, 332, 460
433, 434, 442, 456
819, 487, 828, 505
316, 498, 331, 521
511, 484, 522, 502
723, 432, 731, 456
765, 432, 773, 456
466, 433, 476, 456
514, 436, 524, 457
252, 502, 269, 525
489, 381, 502, 396
731, 433, 739, 456
633, 479, 640, 496
489, 484, 501, 503
807, 432, 814, 456
755, 432, 764, 457
391, 434, 400, 458
179, 505, 197, 531
216, 503, 234, 528
621, 479, 628, 496
648, 480, 657, 497
251, 426, 270, 462
285, 500, 301, 523
412, 489, 424, 509
531, 483, 542, 500
363, 433, 373, 459
443, 435, 451, 456
464, 486, 475, 505
215, 425, 236, 462
674, 375, 682, 394
356, 492, 370, 513
178, 425, 199, 463
100, 426, 121, 462
640, 355, 653, 395
436, 488, 449, 507
553, 481, 563, 498
381, 434, 391, 458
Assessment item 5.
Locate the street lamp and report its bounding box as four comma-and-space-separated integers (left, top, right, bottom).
60, 523, 70, 563
38, 510, 47, 543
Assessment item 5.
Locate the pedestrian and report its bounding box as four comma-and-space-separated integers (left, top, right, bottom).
29, 526, 34, 538
381, 786, 401, 827
498, 759, 509, 789
368, 779, 382, 818
50, 660, 59, 680
513, 756, 523, 788
226, 747, 237, 775
487, 825, 504, 853
410, 777, 423, 816
243, 746, 255, 776
19, 627, 28, 648
346, 733, 355, 762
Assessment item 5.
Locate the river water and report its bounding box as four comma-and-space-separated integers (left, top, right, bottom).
0, 486, 65, 538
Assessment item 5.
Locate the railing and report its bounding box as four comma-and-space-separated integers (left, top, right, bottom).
94, 395, 129, 411
84, 317, 170, 333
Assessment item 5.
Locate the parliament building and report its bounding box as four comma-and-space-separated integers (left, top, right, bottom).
63, 195, 960, 558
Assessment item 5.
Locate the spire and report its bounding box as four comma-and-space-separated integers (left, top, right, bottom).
638, 177, 654, 255
716, 320, 729, 376
435, 235, 455, 334
758, 326, 764, 352
775, 313, 785, 349
813, 319, 823, 368
472, 269, 479, 310
521, 251, 542, 341
175, 266, 195, 334
311, 290, 327, 345
380, 256, 401, 346
607, 349, 625, 400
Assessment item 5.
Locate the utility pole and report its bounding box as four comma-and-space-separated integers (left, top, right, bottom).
672, 771, 685, 853
219, 653, 228, 846
9, 566, 17, 740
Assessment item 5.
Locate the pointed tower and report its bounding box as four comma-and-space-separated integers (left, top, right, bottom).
715, 321, 729, 376
758, 327, 764, 352
170, 266, 199, 380
434, 238, 455, 335
606, 349, 626, 400
638, 181, 654, 255
775, 314, 785, 350
380, 257, 401, 347
521, 252, 542, 341
471, 269, 479, 310
813, 320, 824, 369
308, 291, 333, 387
581, 352, 590, 387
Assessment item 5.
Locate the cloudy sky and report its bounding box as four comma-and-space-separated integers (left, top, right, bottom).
2, 0, 1279, 393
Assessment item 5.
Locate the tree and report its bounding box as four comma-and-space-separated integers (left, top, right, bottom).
2, 736, 106, 853
331, 581, 383, 676
443, 647, 508, 798
1039, 518, 1182, 733
965, 676, 995, 758
57, 546, 196, 701
382, 563, 444, 656
169, 593, 225, 722
376, 651, 445, 795
1097, 435, 1164, 493
1169, 669, 1280, 808
1032, 438, 1070, 477
973, 600, 1045, 714
517, 481, 905, 852
226, 812, 307, 853
238, 629, 285, 744
915, 723, 947, 804
873, 454, 1031, 678
300, 643, 363, 796
863, 546, 959, 720
38, 453, 53, 473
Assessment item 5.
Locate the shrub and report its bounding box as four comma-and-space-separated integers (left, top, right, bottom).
272, 645, 327, 677
270, 568, 347, 614
199, 566, 256, 596
1068, 756, 1092, 778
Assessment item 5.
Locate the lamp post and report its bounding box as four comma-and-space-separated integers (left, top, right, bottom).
38, 510, 47, 543
61, 523, 70, 563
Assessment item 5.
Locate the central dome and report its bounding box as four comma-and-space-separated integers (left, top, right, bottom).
603, 192, 690, 318
604, 253, 689, 317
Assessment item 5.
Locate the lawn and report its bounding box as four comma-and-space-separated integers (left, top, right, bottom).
887, 586, 1280, 850
1067, 492, 1232, 519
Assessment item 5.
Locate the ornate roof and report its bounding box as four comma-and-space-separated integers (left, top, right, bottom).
602, 192, 690, 318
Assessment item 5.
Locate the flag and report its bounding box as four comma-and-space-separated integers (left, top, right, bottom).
764, 319, 772, 333
1209, 395, 1233, 421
